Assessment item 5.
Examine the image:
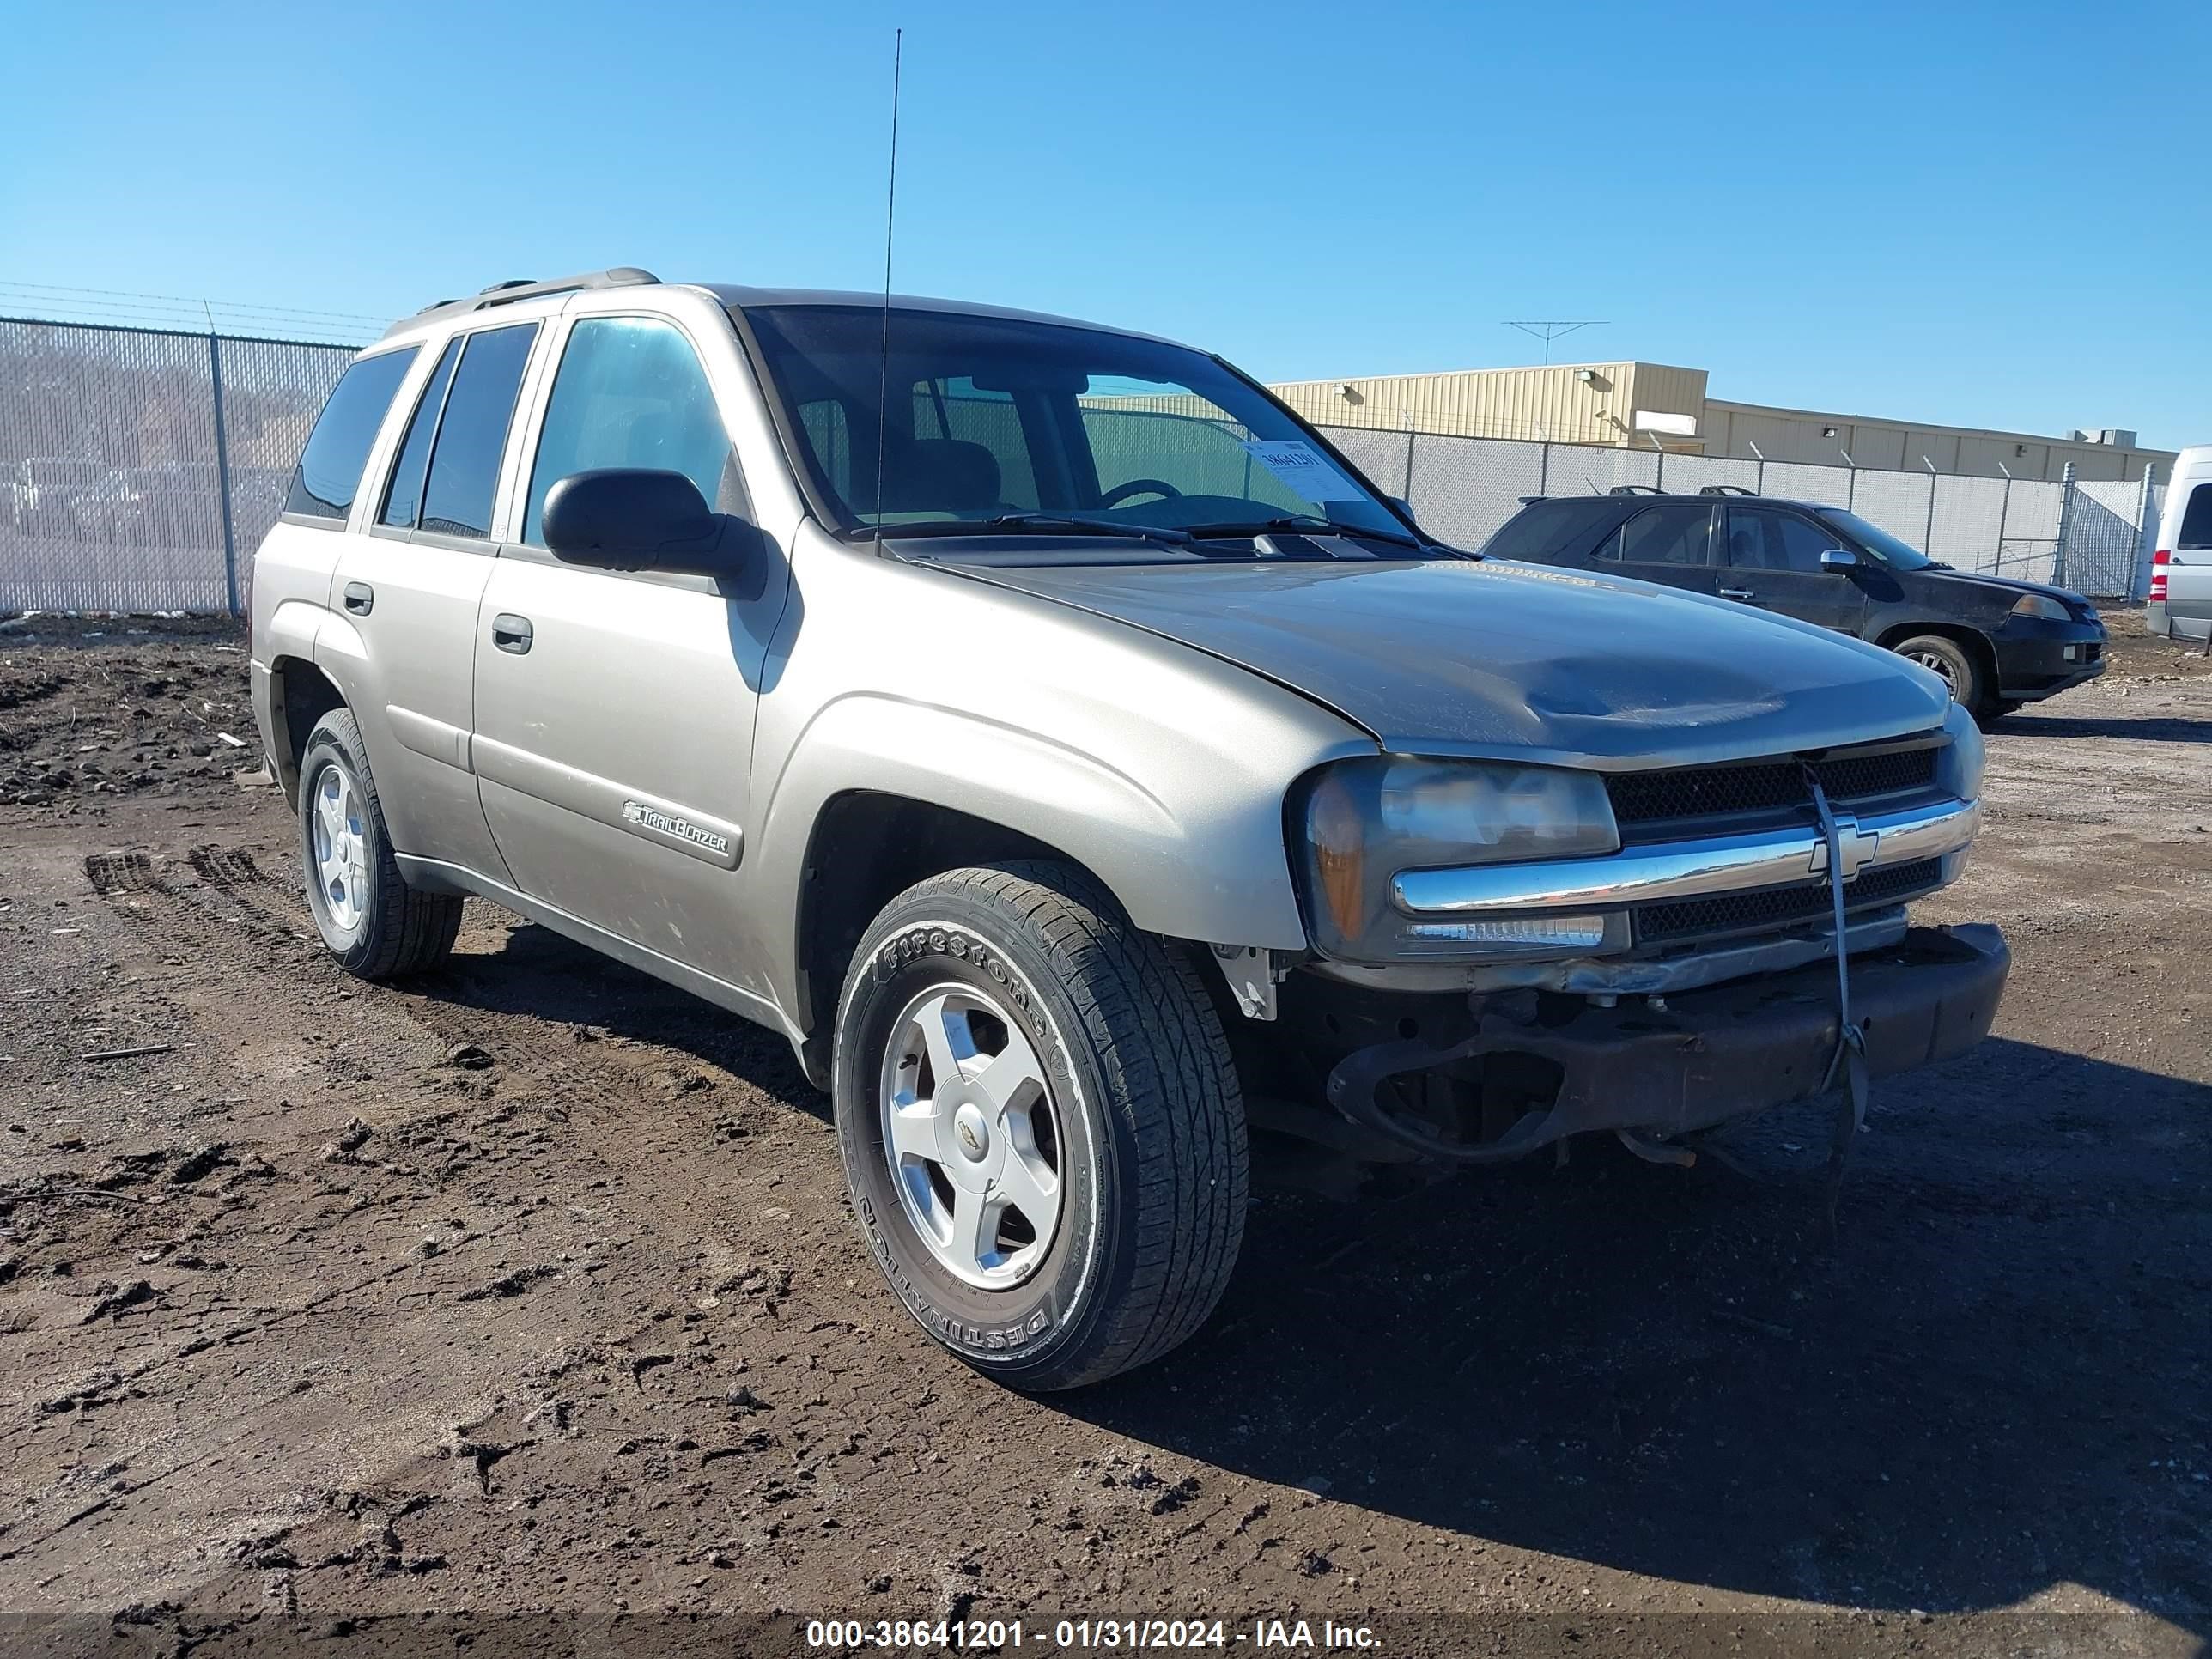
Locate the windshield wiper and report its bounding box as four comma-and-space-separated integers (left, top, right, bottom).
870, 514, 1192, 544
1182, 514, 1443, 553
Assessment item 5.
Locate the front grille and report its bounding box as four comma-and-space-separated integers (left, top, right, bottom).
1606, 744, 1941, 831
1632, 857, 1945, 946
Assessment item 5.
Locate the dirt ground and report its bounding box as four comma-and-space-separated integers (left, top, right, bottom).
0, 611, 2206, 1658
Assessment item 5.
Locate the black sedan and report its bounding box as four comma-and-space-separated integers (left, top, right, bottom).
1480, 488, 2106, 722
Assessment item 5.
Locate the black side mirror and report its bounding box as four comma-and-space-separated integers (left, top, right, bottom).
1819, 547, 1861, 573
542, 468, 755, 580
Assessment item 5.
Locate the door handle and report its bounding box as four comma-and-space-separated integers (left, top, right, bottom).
343, 581, 374, 616
491, 613, 533, 654
1719, 586, 1757, 601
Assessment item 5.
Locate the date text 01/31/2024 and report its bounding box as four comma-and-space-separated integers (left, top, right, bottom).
804, 1619, 1382, 1650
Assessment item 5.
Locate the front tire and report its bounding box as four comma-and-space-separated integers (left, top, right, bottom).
832, 862, 1247, 1390
1893, 633, 1986, 714
297, 708, 461, 978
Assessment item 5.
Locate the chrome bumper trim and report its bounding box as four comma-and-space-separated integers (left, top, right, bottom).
1391, 796, 1979, 917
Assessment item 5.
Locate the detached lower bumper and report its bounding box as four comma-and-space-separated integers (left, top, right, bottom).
1322, 924, 2009, 1160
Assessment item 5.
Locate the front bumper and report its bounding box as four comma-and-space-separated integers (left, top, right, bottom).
1992, 617, 2106, 701
1321, 924, 2008, 1160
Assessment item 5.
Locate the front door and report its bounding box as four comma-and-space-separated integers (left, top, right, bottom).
470, 312, 787, 994
1721, 505, 1870, 635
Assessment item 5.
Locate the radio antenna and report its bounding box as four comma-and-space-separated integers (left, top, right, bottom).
871, 27, 903, 550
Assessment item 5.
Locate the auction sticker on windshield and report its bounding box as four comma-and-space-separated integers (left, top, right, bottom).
1241, 440, 1363, 503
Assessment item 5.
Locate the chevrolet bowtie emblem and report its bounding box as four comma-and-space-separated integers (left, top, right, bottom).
1808, 813, 1876, 879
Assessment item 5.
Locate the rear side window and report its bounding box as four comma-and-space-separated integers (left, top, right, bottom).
1480, 499, 1625, 562
418, 325, 538, 539
2179, 483, 2212, 550
378, 337, 462, 530
523, 317, 738, 547
284, 346, 420, 521
1600, 504, 1714, 566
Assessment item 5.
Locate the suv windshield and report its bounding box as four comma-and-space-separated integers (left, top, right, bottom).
741, 304, 1419, 552
1817, 507, 1939, 570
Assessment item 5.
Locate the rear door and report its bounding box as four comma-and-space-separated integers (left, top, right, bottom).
1589, 502, 1722, 598
325, 321, 541, 879
2161, 471, 2212, 640
1721, 504, 1869, 634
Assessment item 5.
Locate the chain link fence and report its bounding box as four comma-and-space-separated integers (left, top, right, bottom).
0, 314, 2165, 611
0, 317, 353, 613
1316, 427, 2161, 598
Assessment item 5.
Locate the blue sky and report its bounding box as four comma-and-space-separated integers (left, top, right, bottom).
3, 0, 2205, 448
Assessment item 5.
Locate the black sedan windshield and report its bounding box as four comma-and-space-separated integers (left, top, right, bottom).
1818, 507, 1939, 570
741, 304, 1414, 549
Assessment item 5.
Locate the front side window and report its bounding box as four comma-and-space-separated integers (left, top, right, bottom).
1727, 507, 1838, 574
417, 325, 537, 539
285, 345, 420, 521
742, 304, 1413, 552
1597, 505, 1713, 565
523, 317, 737, 547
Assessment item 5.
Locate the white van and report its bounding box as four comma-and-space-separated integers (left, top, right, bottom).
2149, 446, 2212, 642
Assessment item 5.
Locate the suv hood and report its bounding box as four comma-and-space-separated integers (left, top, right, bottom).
1923, 566, 2096, 614
958, 556, 1951, 767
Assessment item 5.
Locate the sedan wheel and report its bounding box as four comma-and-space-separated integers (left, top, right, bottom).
1892, 634, 1984, 714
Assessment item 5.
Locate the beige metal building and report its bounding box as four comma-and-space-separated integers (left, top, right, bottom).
1267, 362, 2172, 483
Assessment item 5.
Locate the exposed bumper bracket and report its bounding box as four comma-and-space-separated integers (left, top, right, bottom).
1322, 924, 2009, 1164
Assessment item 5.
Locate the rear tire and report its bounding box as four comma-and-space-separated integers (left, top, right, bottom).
832, 861, 1247, 1390
1893, 633, 1986, 715
298, 708, 461, 978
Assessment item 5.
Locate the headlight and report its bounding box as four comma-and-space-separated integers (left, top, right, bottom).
1297, 757, 1619, 961
1938, 702, 1984, 801
2008, 593, 2072, 623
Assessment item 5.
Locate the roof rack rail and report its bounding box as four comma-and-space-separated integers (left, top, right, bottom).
392, 268, 661, 335
1698, 483, 1758, 496
1607, 483, 1665, 495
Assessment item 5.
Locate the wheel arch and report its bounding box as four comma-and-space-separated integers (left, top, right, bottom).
790, 791, 1096, 1086
268, 654, 349, 806
1875, 621, 1998, 704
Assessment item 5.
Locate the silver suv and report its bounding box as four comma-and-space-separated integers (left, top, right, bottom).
251, 268, 2008, 1388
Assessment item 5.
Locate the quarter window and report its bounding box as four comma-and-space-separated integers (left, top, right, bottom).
1727, 507, 1837, 573
378, 337, 462, 530
1599, 505, 1714, 565
284, 345, 420, 521
524, 317, 737, 547
417, 325, 537, 539
2178, 483, 2212, 550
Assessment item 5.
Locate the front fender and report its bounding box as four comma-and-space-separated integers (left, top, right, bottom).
752, 690, 1370, 1024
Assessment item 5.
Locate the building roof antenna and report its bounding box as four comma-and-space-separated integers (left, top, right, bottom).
1502, 320, 1607, 366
